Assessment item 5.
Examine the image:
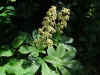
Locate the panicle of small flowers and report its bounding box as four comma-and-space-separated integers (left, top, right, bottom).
34, 6, 57, 50
56, 8, 70, 33
34, 6, 70, 50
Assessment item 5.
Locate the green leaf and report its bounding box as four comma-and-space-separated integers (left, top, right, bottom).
59, 67, 71, 75
6, 6, 15, 10
44, 43, 79, 75
0, 67, 6, 75
7, 12, 15, 15
62, 36, 74, 44
64, 60, 82, 70
18, 45, 39, 57
42, 62, 51, 75
56, 43, 66, 58
0, 49, 13, 56
32, 30, 39, 40
44, 56, 62, 67
0, 13, 7, 16
31, 62, 40, 74
47, 47, 56, 56
0, 6, 4, 10
31, 50, 39, 57
9, 0, 16, 2
41, 61, 57, 75
18, 45, 32, 54
30, 47, 39, 57
63, 45, 77, 59
11, 32, 27, 48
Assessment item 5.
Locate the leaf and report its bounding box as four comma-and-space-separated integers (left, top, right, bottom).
7, 12, 15, 15
56, 43, 66, 58
63, 45, 77, 59
59, 67, 71, 75
0, 13, 7, 16
18, 45, 39, 57
44, 43, 80, 75
6, 6, 15, 10
18, 45, 32, 54
42, 62, 50, 75
44, 56, 62, 67
9, 0, 16, 2
32, 30, 39, 40
62, 36, 74, 44
31, 50, 39, 57
0, 6, 4, 10
31, 62, 40, 74
47, 47, 56, 56
0, 49, 13, 56
0, 67, 6, 75
41, 61, 57, 75
64, 60, 82, 70
45, 44, 77, 68
11, 32, 27, 48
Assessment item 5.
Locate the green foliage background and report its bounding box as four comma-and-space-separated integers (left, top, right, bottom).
0, 0, 99, 75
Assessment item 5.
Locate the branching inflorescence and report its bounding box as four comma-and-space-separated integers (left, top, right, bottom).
34, 6, 70, 50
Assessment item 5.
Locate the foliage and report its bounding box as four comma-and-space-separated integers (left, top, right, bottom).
0, 6, 15, 23
44, 44, 81, 75
0, 3, 16, 44
1, 0, 98, 75
0, 3, 83, 75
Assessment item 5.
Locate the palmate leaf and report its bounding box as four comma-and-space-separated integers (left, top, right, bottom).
44, 43, 78, 75
47, 43, 76, 59
11, 32, 27, 48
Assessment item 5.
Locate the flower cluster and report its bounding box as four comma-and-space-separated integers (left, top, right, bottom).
56, 8, 70, 33
34, 6, 70, 50
34, 6, 57, 50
